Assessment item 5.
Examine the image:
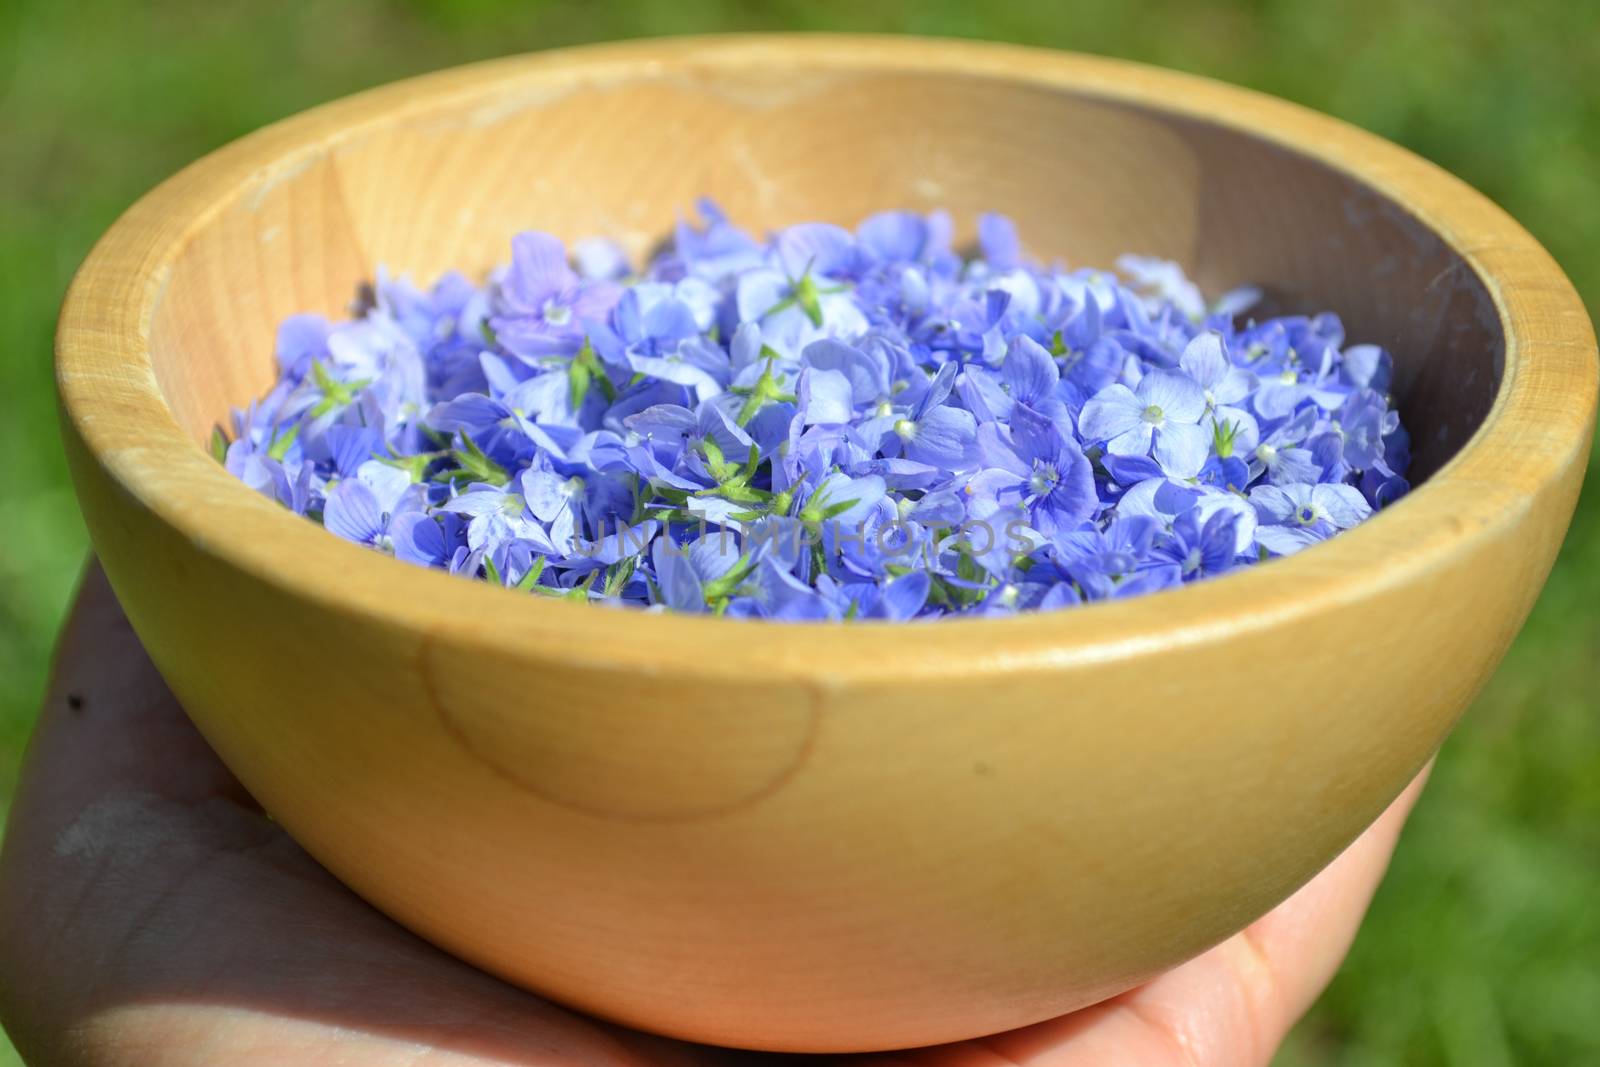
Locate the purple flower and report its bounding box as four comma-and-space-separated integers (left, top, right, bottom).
977, 213, 1022, 270
650, 532, 747, 613
1049, 516, 1180, 601
881, 363, 977, 470
856, 210, 951, 266
440, 475, 565, 559
1078, 370, 1209, 479
1251, 482, 1372, 556
673, 198, 764, 277
1117, 254, 1206, 321
322, 462, 419, 549
222, 203, 1409, 618
968, 409, 1096, 537
839, 571, 931, 621
1249, 408, 1322, 485
1152, 509, 1242, 581
1178, 331, 1252, 409
492, 232, 619, 359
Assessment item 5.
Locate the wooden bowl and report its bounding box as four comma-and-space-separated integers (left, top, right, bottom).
56, 36, 1597, 1052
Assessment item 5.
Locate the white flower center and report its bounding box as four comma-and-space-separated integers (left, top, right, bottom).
1029, 462, 1059, 496
542, 298, 572, 326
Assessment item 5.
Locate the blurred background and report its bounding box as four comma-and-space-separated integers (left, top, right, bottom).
1, 1, 1596, 1063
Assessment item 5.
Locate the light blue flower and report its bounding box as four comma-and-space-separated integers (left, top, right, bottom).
322, 461, 420, 550
967, 409, 1096, 538
492, 232, 620, 359
221, 204, 1409, 618
1078, 369, 1210, 479
1251, 482, 1372, 555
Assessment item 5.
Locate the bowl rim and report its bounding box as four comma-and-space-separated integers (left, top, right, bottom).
56, 34, 1598, 683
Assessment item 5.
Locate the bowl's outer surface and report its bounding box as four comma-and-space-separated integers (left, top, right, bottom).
56, 36, 1597, 1052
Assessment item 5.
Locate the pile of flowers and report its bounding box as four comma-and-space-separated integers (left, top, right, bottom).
219, 202, 1410, 619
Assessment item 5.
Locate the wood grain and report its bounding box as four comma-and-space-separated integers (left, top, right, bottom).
55, 36, 1597, 1052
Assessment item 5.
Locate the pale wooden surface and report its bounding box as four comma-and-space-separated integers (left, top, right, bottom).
56, 36, 1598, 1052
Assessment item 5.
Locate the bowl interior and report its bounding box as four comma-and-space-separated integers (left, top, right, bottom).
148, 59, 1502, 491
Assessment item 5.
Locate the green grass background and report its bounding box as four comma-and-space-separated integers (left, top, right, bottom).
2, 1, 1596, 1063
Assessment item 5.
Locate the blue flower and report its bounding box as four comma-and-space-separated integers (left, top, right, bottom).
389, 511, 467, 569
1049, 516, 1180, 601
225, 441, 310, 514
1178, 331, 1252, 409
856, 210, 952, 267
492, 232, 619, 359
1311, 388, 1399, 478
1000, 334, 1062, 414
968, 408, 1096, 537
1078, 369, 1210, 478
650, 531, 747, 613
879, 362, 977, 470
1248, 407, 1322, 485
977, 213, 1022, 270
223, 204, 1410, 618
573, 237, 631, 281
440, 475, 565, 559
1152, 508, 1242, 581
1251, 482, 1372, 556
322, 461, 420, 550
797, 365, 855, 426
673, 198, 764, 278
838, 571, 931, 621
1117, 254, 1206, 321
735, 257, 869, 358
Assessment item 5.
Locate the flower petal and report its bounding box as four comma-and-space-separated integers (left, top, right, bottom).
520, 470, 570, 523
1078, 383, 1143, 442
1152, 422, 1210, 480
501, 232, 574, 312
1137, 370, 1207, 424
905, 405, 976, 469
799, 367, 855, 426
652, 538, 706, 612
776, 222, 858, 278
856, 211, 927, 263
324, 480, 384, 544
1178, 331, 1228, 390
977, 213, 1021, 269
1248, 484, 1298, 523
1105, 422, 1155, 457
1003, 334, 1060, 407
1313, 483, 1374, 528
1256, 524, 1324, 556
876, 571, 931, 621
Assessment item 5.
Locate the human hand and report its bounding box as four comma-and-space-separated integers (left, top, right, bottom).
0, 562, 1426, 1066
